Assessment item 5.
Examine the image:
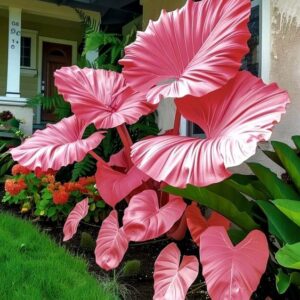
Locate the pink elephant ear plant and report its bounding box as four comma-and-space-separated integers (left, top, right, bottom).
11, 0, 290, 299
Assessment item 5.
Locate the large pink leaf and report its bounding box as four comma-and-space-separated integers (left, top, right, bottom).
54, 66, 154, 129
131, 71, 289, 187
63, 198, 89, 242
10, 115, 104, 171
186, 203, 230, 245
120, 0, 251, 104
123, 190, 186, 241
153, 243, 199, 300
95, 210, 129, 271
200, 227, 269, 300
95, 160, 149, 208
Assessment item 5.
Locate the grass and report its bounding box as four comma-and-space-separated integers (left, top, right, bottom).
0, 212, 118, 300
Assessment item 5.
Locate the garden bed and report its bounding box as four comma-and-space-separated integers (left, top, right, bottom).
0, 197, 283, 300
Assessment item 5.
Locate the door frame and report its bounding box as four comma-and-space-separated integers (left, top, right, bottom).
36, 36, 77, 124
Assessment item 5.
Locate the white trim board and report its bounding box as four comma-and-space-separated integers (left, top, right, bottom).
36, 36, 77, 123
21, 29, 38, 70
260, 0, 271, 83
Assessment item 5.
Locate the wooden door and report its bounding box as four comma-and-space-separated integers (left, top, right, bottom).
41, 42, 72, 122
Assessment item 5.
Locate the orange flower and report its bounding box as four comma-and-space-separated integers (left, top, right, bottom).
41, 174, 55, 184
47, 183, 55, 192
53, 189, 69, 205
63, 181, 88, 193
63, 182, 78, 193
35, 167, 56, 178
11, 164, 31, 176
5, 178, 27, 196
78, 176, 95, 186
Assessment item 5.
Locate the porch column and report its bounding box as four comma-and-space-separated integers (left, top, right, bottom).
6, 7, 22, 98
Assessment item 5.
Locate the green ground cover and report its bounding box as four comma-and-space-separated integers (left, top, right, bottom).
0, 212, 116, 300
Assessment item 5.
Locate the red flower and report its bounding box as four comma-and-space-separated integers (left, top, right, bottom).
5, 178, 27, 196
11, 164, 30, 176
64, 182, 83, 193
78, 176, 95, 186
35, 167, 57, 178
53, 189, 69, 205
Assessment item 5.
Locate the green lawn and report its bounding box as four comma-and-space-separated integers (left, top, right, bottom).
0, 212, 117, 300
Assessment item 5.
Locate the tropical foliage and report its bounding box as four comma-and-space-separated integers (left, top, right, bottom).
7, 0, 294, 299
166, 137, 300, 298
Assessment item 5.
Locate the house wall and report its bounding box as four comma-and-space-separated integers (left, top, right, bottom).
269, 0, 300, 144
141, 0, 185, 29
0, 0, 99, 135
0, 10, 8, 96
234, 0, 300, 175
19, 14, 83, 99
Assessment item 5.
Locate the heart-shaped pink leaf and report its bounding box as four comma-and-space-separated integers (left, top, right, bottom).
200, 227, 269, 300
167, 209, 188, 241
95, 210, 129, 271
95, 160, 149, 208
108, 148, 128, 169
123, 190, 186, 241
120, 0, 251, 104
154, 243, 199, 300
186, 203, 230, 245
10, 115, 104, 171
54, 66, 155, 129
63, 198, 89, 241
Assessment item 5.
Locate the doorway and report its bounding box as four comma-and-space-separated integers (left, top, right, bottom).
41, 42, 72, 122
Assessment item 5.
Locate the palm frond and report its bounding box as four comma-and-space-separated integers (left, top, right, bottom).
71, 155, 96, 181
75, 8, 100, 34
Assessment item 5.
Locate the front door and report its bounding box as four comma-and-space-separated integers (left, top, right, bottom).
41, 42, 72, 122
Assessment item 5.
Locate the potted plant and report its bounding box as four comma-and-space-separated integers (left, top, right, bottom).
0, 111, 21, 130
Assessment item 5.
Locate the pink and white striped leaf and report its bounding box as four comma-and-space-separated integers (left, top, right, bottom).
54, 66, 154, 129
186, 203, 230, 245
120, 0, 251, 104
95, 160, 149, 208
131, 72, 289, 188
123, 190, 186, 241
200, 227, 269, 300
10, 115, 104, 171
63, 198, 89, 242
154, 243, 199, 300
95, 210, 129, 271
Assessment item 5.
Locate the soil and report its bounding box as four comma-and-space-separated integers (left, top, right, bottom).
0, 192, 296, 300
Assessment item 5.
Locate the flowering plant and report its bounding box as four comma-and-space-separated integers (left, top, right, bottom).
10, 0, 290, 298
2, 164, 105, 222
0, 110, 21, 129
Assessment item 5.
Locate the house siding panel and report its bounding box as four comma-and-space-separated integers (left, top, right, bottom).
0, 12, 8, 96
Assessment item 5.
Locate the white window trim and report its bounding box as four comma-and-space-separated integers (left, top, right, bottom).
20, 29, 38, 76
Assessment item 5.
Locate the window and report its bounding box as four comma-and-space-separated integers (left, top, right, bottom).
241, 0, 261, 77
20, 29, 37, 72
21, 36, 31, 67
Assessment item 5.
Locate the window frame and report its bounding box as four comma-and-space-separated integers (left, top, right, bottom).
20, 29, 37, 72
